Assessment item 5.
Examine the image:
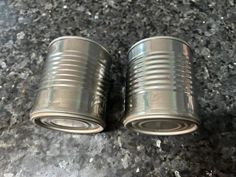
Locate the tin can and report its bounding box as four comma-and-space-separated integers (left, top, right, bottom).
124, 36, 200, 135
30, 36, 111, 133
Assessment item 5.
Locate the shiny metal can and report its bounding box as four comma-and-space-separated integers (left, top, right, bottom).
30, 36, 111, 133
124, 36, 200, 135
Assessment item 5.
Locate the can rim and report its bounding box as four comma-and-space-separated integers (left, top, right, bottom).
123, 114, 199, 136
30, 111, 105, 134
49, 36, 111, 56
128, 36, 192, 54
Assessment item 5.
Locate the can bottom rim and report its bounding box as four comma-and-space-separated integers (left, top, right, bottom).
124, 114, 199, 136
31, 112, 104, 134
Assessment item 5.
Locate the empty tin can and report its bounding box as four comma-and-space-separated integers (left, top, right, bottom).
30, 36, 111, 133
124, 36, 200, 135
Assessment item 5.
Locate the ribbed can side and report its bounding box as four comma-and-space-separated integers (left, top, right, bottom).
40, 52, 109, 97
128, 52, 193, 96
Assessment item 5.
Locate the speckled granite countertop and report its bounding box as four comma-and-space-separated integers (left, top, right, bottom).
0, 0, 235, 176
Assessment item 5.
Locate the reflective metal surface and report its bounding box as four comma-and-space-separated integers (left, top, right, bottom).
124, 36, 200, 135
30, 36, 111, 133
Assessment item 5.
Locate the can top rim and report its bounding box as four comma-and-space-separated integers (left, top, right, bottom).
49, 36, 111, 56
128, 36, 192, 54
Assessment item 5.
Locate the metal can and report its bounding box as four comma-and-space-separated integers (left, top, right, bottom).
30, 36, 111, 133
124, 36, 200, 135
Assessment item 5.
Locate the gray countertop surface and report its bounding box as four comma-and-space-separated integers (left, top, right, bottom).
0, 0, 235, 176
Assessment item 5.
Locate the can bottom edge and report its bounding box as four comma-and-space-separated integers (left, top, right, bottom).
123, 114, 199, 136
30, 111, 104, 134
